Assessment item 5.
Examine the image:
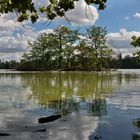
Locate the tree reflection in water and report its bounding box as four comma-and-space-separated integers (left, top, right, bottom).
0, 71, 140, 140
20, 72, 117, 117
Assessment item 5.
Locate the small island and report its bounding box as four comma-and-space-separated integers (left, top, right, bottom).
1, 25, 140, 71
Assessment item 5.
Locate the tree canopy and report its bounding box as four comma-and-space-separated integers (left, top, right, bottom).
131, 36, 140, 47
131, 36, 140, 61
18, 25, 114, 71
0, 0, 107, 23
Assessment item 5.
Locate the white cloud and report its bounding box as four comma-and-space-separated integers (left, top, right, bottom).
0, 14, 19, 31
0, 30, 37, 53
133, 12, 140, 19
38, 29, 53, 34
0, 53, 23, 61
0, 13, 54, 61
0, 14, 38, 61
65, 0, 99, 25
33, 0, 99, 25
107, 28, 140, 55
125, 16, 129, 20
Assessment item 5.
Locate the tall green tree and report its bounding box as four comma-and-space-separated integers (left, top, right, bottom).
75, 39, 95, 70
18, 25, 114, 71
22, 33, 58, 70
86, 25, 110, 70
20, 26, 78, 70
54, 26, 78, 69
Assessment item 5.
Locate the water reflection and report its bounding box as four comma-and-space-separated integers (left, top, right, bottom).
20, 72, 117, 116
0, 71, 140, 139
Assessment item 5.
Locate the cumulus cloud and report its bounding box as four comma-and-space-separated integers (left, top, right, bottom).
0, 13, 55, 61
0, 13, 37, 60
0, 14, 19, 31
0, 30, 36, 52
65, 0, 99, 25
133, 12, 140, 19
107, 28, 140, 55
33, 0, 99, 25
0, 28, 54, 60
0, 53, 23, 61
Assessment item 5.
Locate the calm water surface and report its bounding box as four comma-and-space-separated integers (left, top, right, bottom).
0, 69, 140, 140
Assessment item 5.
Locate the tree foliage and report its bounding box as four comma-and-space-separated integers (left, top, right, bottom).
0, 0, 107, 23
86, 26, 109, 69
131, 36, 140, 47
2, 54, 140, 70
131, 36, 140, 62
18, 25, 114, 71
115, 54, 140, 69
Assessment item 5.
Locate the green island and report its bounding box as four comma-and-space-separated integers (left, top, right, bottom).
0, 25, 140, 71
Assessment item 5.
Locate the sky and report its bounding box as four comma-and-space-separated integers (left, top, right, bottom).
1, 0, 140, 61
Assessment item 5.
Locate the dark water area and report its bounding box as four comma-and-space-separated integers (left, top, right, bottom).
0, 69, 140, 139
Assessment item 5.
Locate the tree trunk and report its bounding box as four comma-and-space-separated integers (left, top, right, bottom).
58, 33, 62, 69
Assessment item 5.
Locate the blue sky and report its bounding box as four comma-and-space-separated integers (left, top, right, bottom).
38, 0, 140, 32
0, 0, 140, 60
96, 0, 140, 32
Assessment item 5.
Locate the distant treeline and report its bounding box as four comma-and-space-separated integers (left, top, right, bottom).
1, 55, 140, 70
0, 60, 19, 70
114, 55, 140, 69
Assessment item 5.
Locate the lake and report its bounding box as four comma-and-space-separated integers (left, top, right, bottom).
0, 69, 140, 140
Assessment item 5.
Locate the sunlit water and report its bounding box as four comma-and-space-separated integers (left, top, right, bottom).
0, 69, 140, 140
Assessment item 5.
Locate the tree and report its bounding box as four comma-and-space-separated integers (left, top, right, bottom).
75, 39, 95, 70
131, 36, 140, 47
17, 25, 115, 71
99, 46, 114, 69
19, 26, 78, 70
131, 36, 140, 62
20, 33, 56, 70
0, 0, 107, 23
54, 26, 69, 69
54, 26, 78, 69
86, 25, 109, 70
